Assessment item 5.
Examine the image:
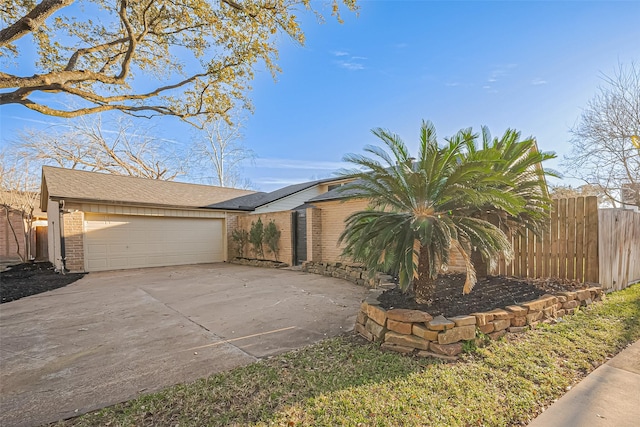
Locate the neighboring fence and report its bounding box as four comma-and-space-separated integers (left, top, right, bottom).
1, 207, 27, 262
598, 208, 640, 291
494, 196, 639, 291
495, 196, 600, 283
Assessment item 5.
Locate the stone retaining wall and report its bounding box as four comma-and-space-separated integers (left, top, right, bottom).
230, 257, 289, 268
356, 286, 604, 361
301, 261, 394, 288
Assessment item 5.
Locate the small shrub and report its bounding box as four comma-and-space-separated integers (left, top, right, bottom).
231, 228, 249, 257
249, 218, 264, 258
263, 220, 281, 261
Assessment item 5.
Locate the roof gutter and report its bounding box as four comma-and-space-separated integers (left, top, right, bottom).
47, 196, 247, 212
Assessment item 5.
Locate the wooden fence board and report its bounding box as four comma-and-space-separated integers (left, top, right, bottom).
567, 198, 576, 279
535, 227, 543, 277
513, 231, 521, 277
527, 228, 535, 278
558, 198, 567, 279
598, 209, 640, 290
495, 196, 637, 291
585, 197, 599, 282
575, 197, 585, 282
543, 215, 551, 278
550, 199, 559, 278
519, 231, 527, 277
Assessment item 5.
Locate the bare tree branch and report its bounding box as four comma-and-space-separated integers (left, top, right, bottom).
10, 115, 189, 180
563, 62, 640, 208
192, 115, 255, 188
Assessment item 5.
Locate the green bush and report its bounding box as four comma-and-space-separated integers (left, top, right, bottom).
249, 218, 264, 258
263, 220, 281, 261
230, 228, 249, 257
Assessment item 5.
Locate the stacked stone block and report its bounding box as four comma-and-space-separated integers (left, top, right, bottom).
302, 261, 394, 288
230, 257, 289, 268
355, 286, 604, 361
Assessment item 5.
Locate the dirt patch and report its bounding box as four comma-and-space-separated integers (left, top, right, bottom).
379, 274, 589, 318
0, 262, 86, 304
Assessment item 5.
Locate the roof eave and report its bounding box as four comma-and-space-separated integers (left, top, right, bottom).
46, 195, 248, 212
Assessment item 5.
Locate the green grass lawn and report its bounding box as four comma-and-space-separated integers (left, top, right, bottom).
61, 284, 640, 427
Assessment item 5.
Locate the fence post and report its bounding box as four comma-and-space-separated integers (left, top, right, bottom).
585, 196, 599, 282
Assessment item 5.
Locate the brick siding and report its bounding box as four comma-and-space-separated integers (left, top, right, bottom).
306, 207, 322, 262
312, 199, 465, 273
227, 199, 466, 274
233, 211, 293, 265
315, 199, 370, 262
63, 211, 84, 272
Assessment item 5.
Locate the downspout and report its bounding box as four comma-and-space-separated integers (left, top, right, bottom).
59, 200, 67, 273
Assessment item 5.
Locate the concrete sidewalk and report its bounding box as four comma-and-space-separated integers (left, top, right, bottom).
528, 339, 640, 427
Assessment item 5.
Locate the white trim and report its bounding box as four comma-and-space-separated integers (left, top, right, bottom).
78, 203, 226, 219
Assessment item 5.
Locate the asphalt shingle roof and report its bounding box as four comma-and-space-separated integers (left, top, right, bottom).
41, 166, 255, 211
306, 180, 364, 203
207, 177, 344, 210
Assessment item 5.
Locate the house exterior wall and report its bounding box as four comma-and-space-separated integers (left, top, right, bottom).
252, 186, 323, 214
311, 198, 466, 272
306, 206, 322, 262
315, 198, 370, 262
233, 211, 294, 265
226, 213, 240, 257
47, 199, 230, 272
63, 210, 85, 272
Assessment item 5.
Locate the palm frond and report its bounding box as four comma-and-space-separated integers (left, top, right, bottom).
339, 120, 556, 299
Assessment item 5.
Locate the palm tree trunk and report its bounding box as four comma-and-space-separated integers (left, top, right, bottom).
414, 245, 436, 305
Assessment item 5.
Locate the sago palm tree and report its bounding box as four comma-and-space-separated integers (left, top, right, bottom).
338, 120, 554, 304
459, 126, 557, 276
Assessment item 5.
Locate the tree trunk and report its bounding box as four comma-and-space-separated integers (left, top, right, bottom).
413, 245, 436, 304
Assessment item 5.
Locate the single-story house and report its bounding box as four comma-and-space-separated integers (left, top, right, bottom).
40, 166, 254, 272
40, 166, 467, 274
219, 178, 467, 272
208, 176, 354, 265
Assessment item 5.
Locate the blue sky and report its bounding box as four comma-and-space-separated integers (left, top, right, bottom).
1, 1, 639, 191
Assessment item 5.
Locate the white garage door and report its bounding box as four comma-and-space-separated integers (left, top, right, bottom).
84, 214, 224, 272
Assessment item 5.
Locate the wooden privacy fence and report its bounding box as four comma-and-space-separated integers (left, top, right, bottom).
494, 196, 601, 284
598, 208, 640, 291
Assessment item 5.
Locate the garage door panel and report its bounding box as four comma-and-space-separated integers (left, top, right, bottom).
84, 214, 224, 272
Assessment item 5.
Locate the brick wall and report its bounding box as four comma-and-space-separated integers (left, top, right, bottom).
229, 199, 467, 274
306, 207, 322, 262
63, 211, 84, 272
226, 213, 239, 258
1, 208, 26, 261
315, 198, 370, 262
312, 198, 465, 272
235, 211, 293, 265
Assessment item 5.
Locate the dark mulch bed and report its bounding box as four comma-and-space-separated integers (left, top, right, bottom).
0, 262, 86, 304
378, 273, 591, 318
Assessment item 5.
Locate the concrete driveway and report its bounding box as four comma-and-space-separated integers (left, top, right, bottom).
0, 263, 367, 427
